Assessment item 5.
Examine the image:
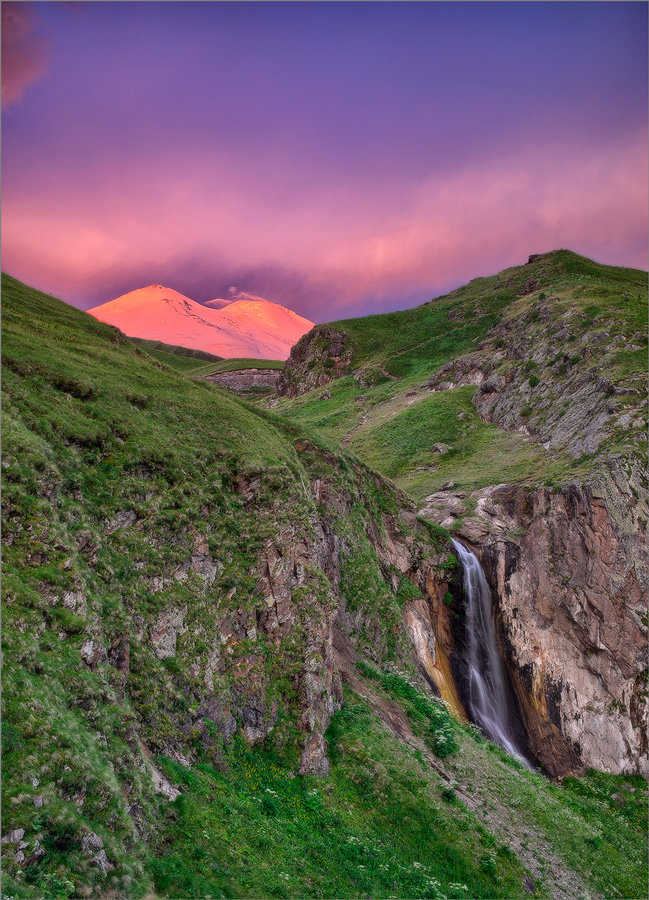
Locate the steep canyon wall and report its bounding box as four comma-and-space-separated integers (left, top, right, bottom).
424, 468, 647, 777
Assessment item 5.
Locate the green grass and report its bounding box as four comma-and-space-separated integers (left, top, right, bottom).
1, 631, 154, 899
322, 250, 646, 381
279, 382, 573, 500
148, 691, 533, 900
327, 293, 510, 383
121, 342, 285, 379
275, 374, 383, 438
354, 660, 459, 757
141, 349, 220, 373
193, 357, 285, 376
146, 676, 648, 900
350, 386, 571, 498
127, 336, 224, 373
1, 275, 296, 473
444, 732, 649, 900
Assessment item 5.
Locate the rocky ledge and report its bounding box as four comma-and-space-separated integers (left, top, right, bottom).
425, 293, 647, 459
201, 369, 281, 391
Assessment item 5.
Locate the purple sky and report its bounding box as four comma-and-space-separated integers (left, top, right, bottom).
2, 1, 647, 322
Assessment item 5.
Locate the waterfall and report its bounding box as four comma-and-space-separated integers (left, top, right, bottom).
451, 538, 528, 763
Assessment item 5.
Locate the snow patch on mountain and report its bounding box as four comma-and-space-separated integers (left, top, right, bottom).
88, 285, 314, 360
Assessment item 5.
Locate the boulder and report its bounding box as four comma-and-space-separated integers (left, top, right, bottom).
91, 849, 114, 874
1, 828, 25, 844
150, 606, 187, 659
81, 832, 104, 853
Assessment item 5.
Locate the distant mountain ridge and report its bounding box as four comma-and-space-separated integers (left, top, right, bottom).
87, 284, 314, 360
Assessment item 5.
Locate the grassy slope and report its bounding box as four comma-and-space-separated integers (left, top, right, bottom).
150, 690, 530, 900
126, 337, 224, 374
150, 673, 648, 900
350, 387, 571, 502
192, 357, 285, 376
2, 273, 308, 898
2, 272, 647, 900
274, 250, 647, 498
330, 250, 646, 380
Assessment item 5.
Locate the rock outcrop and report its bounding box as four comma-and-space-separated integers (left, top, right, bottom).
425, 293, 647, 459
276, 326, 352, 398
234, 453, 462, 774
410, 274, 648, 777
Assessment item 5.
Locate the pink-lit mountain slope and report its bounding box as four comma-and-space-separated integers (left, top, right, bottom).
87, 285, 314, 360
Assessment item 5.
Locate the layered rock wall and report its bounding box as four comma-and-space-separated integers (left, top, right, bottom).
46, 448, 457, 779
425, 296, 647, 459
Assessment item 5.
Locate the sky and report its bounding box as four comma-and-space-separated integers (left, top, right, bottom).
1, 1, 647, 323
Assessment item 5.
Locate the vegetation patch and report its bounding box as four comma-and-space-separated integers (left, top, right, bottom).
146, 691, 533, 900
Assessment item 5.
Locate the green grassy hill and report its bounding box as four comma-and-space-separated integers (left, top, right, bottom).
273, 250, 647, 500
314, 249, 646, 382
2, 271, 647, 900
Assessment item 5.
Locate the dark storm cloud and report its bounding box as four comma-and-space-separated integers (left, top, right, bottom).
1, 2, 52, 108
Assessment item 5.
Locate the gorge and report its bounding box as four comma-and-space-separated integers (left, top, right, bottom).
2, 251, 647, 900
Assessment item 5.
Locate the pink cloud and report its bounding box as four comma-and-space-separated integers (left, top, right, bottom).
1, 2, 52, 109
315, 131, 648, 305
1, 129, 646, 319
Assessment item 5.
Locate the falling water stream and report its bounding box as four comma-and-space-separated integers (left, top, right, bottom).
451, 539, 529, 764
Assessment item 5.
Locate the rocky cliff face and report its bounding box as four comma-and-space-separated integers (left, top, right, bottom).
274, 276, 647, 779
417, 285, 648, 777
421, 460, 648, 778
273, 271, 648, 779
175, 460, 455, 774
276, 326, 352, 398
425, 292, 647, 459
3, 427, 458, 786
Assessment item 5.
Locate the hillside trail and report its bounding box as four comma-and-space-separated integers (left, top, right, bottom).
334, 628, 603, 900
342, 384, 426, 446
